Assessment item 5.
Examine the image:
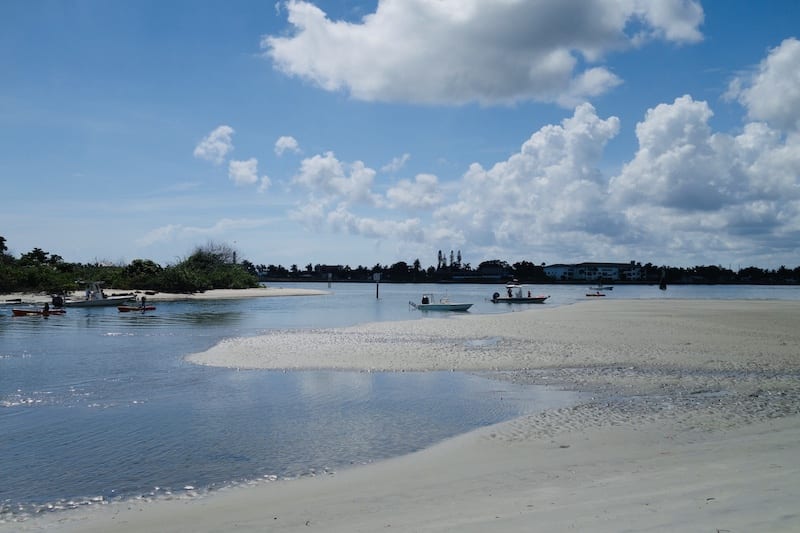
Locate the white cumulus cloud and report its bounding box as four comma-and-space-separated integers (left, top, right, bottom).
292, 151, 380, 205
610, 95, 733, 211
386, 173, 442, 210
278, 99, 799, 266
380, 153, 410, 173
193, 125, 235, 164
433, 103, 621, 252
258, 175, 272, 193
726, 37, 800, 132
608, 94, 800, 264
262, 0, 703, 105
275, 135, 301, 155
228, 158, 260, 186
326, 205, 425, 241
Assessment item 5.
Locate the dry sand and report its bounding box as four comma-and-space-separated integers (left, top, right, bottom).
5, 299, 800, 532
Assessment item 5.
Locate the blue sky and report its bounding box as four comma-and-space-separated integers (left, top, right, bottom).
2, 0, 799, 270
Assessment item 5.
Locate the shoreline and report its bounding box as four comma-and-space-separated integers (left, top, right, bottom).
4, 299, 800, 532
0, 286, 328, 305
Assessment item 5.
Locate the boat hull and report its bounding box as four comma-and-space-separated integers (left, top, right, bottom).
63, 296, 133, 307
12, 309, 66, 316
412, 303, 472, 311
491, 296, 549, 304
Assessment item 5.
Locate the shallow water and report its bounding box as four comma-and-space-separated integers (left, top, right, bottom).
1, 283, 797, 519
0, 285, 574, 519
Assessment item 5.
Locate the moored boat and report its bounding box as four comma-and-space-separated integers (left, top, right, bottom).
492, 284, 549, 304
58, 282, 133, 308
491, 291, 549, 304
586, 291, 606, 297
410, 294, 472, 311
12, 308, 66, 317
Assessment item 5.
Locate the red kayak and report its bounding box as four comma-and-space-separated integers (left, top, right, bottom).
117, 305, 156, 312
12, 308, 67, 317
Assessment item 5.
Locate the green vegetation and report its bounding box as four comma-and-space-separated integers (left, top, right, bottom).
0, 237, 259, 294
254, 255, 799, 285
1, 236, 797, 293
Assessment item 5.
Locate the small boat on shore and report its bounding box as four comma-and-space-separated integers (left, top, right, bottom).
58, 282, 133, 308
586, 292, 606, 297
12, 308, 66, 317
410, 294, 472, 312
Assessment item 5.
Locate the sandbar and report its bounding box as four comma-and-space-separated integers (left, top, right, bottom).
4, 299, 800, 532
1, 286, 327, 305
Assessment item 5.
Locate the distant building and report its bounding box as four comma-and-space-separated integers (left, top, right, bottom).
544, 261, 642, 282
475, 260, 513, 281
314, 264, 345, 275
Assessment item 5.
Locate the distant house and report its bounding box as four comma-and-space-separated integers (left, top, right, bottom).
313, 264, 347, 280
475, 260, 514, 281
544, 261, 642, 282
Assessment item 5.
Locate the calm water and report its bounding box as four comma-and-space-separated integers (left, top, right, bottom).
1, 283, 797, 518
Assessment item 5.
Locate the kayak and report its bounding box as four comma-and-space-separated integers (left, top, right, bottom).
117, 305, 156, 312
12, 308, 66, 316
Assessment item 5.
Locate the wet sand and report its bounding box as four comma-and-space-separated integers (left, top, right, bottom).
5, 299, 800, 532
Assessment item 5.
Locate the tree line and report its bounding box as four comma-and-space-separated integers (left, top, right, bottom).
1, 236, 797, 294
0, 237, 259, 294
253, 259, 799, 284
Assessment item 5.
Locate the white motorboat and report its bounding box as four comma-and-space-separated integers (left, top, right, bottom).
410, 294, 472, 312
492, 283, 549, 304
58, 282, 134, 308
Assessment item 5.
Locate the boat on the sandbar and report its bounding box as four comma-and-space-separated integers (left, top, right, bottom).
410, 294, 472, 312
57, 282, 134, 308
586, 291, 606, 297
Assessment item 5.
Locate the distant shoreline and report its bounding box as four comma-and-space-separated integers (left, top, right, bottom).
258, 277, 800, 286
1, 286, 328, 305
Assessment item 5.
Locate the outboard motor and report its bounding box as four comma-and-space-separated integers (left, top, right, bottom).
51, 294, 64, 308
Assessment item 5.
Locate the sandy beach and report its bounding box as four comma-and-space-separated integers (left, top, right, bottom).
5, 299, 800, 532
1, 286, 327, 305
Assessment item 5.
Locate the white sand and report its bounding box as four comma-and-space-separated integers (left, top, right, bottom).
5, 299, 800, 532
1, 286, 327, 305
130, 286, 329, 301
